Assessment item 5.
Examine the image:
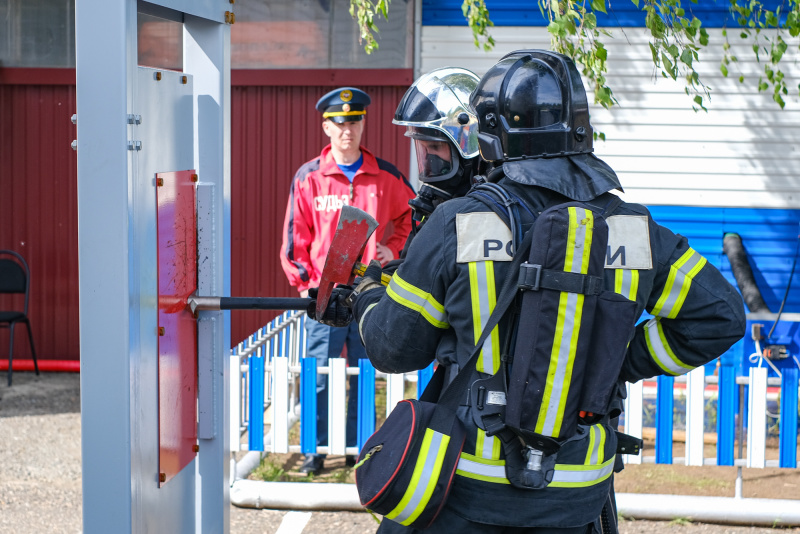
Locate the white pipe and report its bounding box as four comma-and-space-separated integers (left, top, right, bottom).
231, 481, 363, 511
617, 493, 800, 526
231, 484, 800, 526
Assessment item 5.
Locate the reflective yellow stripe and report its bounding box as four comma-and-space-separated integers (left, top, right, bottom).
585, 425, 596, 465
584, 424, 606, 465
469, 261, 500, 375
475, 429, 501, 461
322, 110, 366, 118
455, 452, 615, 488
644, 318, 694, 375
385, 429, 450, 525
614, 269, 639, 301
535, 208, 591, 438
387, 274, 449, 329
650, 248, 707, 319
456, 452, 509, 484
549, 457, 615, 488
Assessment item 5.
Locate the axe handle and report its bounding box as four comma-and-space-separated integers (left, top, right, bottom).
189, 296, 312, 312
353, 262, 392, 286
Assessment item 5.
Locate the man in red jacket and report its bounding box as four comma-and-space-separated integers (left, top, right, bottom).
280, 87, 415, 475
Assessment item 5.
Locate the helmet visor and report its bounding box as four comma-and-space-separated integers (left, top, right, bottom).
414, 139, 459, 183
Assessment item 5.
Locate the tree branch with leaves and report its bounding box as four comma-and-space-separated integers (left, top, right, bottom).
349, 0, 800, 111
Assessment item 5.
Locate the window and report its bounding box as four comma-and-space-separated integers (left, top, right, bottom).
0, 0, 75, 68
232, 0, 413, 69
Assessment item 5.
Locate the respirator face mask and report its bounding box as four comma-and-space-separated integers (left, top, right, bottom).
408, 138, 463, 221
414, 138, 459, 183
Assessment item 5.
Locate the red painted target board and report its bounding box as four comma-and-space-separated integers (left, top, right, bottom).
156, 170, 198, 487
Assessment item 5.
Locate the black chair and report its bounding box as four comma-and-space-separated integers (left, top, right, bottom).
0, 250, 39, 386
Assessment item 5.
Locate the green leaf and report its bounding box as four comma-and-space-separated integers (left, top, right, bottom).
667, 44, 679, 58
592, 0, 608, 14
631, 0, 640, 7
662, 52, 676, 78
680, 48, 693, 66
721, 64, 729, 77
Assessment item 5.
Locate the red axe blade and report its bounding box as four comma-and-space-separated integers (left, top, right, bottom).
315, 205, 379, 318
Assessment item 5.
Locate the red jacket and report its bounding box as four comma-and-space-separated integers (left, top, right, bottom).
280, 145, 415, 292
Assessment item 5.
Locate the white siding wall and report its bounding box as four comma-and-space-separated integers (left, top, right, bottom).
421, 26, 800, 209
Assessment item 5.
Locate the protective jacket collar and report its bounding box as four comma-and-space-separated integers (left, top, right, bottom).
501, 153, 623, 202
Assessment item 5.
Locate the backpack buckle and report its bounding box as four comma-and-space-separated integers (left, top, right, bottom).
518, 263, 542, 291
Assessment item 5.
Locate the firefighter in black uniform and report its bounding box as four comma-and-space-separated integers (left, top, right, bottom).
319, 51, 746, 533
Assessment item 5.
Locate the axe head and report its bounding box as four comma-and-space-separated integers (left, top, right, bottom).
315, 205, 379, 318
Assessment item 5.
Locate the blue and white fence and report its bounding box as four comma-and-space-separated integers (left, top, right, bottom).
231, 312, 799, 474
624, 366, 799, 469
229, 311, 434, 460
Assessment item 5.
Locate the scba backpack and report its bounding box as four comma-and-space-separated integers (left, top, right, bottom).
469, 196, 640, 490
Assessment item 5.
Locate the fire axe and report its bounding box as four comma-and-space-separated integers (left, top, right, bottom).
187, 205, 386, 315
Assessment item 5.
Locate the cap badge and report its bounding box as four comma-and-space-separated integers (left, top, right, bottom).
340, 90, 353, 102
342, 103, 351, 112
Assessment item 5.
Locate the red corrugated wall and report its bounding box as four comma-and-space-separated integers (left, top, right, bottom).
0, 68, 412, 360
0, 69, 79, 362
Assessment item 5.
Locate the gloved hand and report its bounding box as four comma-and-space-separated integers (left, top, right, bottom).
348, 260, 385, 305
307, 285, 354, 327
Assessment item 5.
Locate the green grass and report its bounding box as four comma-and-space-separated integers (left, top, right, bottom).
252, 456, 287, 482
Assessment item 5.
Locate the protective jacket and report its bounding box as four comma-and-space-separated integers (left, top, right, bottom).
280, 145, 416, 292
353, 173, 746, 528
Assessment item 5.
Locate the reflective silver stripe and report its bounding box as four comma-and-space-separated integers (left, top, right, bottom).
645, 318, 694, 375
480, 431, 495, 459
549, 457, 615, 488
650, 248, 707, 319
387, 274, 448, 328
455, 454, 508, 483
387, 429, 449, 525
456, 455, 614, 488
476, 429, 499, 460
457, 456, 505, 478
357, 302, 379, 344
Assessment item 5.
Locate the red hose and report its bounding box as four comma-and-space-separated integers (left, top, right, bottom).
0, 359, 80, 372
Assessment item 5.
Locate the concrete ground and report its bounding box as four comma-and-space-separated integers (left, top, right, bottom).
1, 371, 798, 534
